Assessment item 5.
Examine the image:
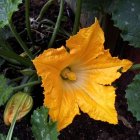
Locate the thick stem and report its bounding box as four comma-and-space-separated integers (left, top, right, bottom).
13, 80, 41, 91
48, 0, 64, 48
9, 19, 33, 59
36, 0, 54, 21
72, 0, 82, 35
25, 0, 33, 42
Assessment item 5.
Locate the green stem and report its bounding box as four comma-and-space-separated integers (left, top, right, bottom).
13, 80, 41, 91
48, 0, 64, 48
72, 0, 82, 35
0, 48, 32, 67
6, 94, 28, 140
25, 0, 33, 42
39, 19, 71, 37
11, 77, 23, 82
36, 0, 54, 21
24, 75, 38, 93
9, 19, 33, 59
130, 64, 140, 71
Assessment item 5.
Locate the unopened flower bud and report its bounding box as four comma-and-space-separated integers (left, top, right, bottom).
4, 92, 33, 125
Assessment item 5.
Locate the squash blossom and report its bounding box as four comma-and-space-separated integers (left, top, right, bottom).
33, 19, 132, 131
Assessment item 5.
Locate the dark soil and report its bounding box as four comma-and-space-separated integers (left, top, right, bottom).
0, 0, 140, 140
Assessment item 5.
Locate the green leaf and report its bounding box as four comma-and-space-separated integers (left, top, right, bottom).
0, 133, 18, 140
125, 73, 140, 120
82, 0, 113, 12
66, 0, 113, 26
0, 0, 22, 28
0, 26, 13, 40
112, 0, 140, 48
31, 106, 59, 140
0, 75, 13, 106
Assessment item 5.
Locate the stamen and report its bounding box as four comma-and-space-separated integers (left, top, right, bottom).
61, 67, 76, 81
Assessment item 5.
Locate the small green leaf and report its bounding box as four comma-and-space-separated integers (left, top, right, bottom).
125, 73, 140, 120
0, 75, 13, 106
0, 133, 18, 140
0, 0, 22, 28
112, 0, 140, 48
31, 106, 59, 140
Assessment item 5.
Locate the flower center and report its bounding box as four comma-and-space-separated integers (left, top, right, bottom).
61, 67, 76, 81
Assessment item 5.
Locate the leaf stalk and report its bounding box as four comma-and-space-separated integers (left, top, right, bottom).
25, 0, 33, 42
72, 0, 82, 35
36, 0, 55, 21
13, 80, 41, 91
48, 0, 64, 48
9, 19, 33, 60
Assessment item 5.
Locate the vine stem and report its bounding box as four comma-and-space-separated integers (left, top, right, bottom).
9, 19, 33, 60
36, 0, 54, 21
25, 0, 33, 42
72, 0, 82, 35
13, 80, 41, 91
48, 0, 64, 48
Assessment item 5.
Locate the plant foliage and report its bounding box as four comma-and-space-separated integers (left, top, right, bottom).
112, 0, 140, 48
0, 75, 13, 106
82, 0, 113, 12
31, 106, 59, 140
126, 73, 140, 120
0, 0, 22, 28
0, 133, 18, 140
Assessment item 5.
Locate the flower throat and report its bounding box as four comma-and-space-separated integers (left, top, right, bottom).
61, 67, 76, 81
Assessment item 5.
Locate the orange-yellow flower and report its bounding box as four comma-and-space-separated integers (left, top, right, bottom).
33, 19, 132, 131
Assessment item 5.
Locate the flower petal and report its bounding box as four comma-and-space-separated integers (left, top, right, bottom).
33, 46, 79, 131
66, 19, 104, 59
32, 46, 72, 76
75, 80, 118, 124
73, 50, 132, 85
43, 76, 79, 131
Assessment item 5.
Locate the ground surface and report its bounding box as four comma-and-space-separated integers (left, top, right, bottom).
0, 0, 140, 140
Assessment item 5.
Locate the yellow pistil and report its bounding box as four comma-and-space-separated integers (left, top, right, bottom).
61, 67, 76, 81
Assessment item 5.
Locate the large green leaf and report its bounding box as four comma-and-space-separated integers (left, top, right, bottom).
0, 75, 13, 106
82, 0, 113, 12
125, 73, 140, 120
66, 0, 113, 13
31, 106, 59, 140
112, 0, 140, 48
0, 133, 18, 140
0, 0, 22, 28
65, 0, 113, 26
